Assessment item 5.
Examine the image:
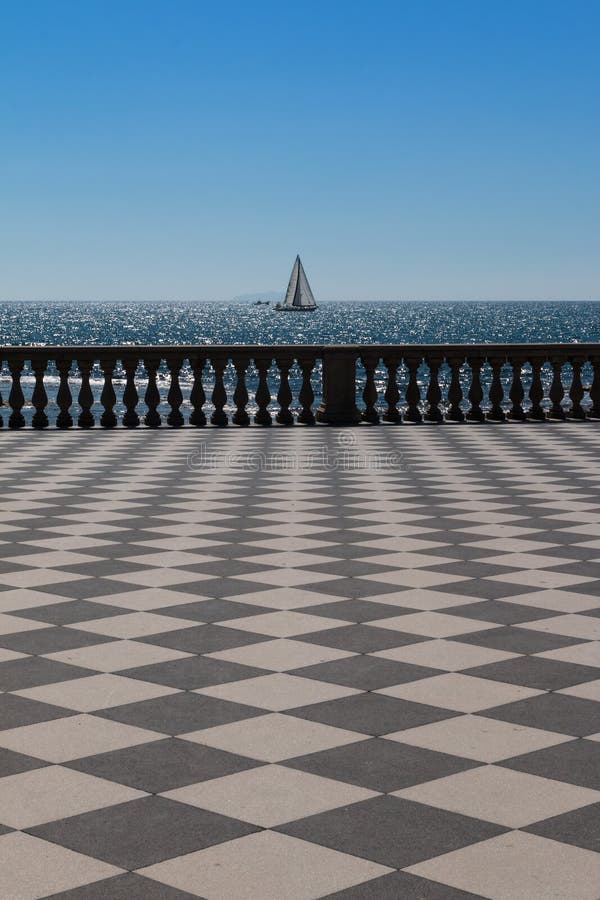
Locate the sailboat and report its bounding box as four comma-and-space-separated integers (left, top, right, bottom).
275, 256, 317, 311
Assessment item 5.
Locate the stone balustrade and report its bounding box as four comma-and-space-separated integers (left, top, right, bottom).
0, 343, 599, 428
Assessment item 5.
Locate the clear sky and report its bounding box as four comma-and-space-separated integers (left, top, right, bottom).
1, 0, 599, 302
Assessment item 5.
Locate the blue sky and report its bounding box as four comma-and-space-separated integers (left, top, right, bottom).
1, 0, 599, 301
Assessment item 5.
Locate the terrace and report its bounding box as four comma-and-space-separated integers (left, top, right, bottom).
0, 347, 599, 898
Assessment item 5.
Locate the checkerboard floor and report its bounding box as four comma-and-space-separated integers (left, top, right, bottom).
1, 425, 600, 899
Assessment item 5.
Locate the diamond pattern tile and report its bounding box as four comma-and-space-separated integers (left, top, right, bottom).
1, 426, 599, 898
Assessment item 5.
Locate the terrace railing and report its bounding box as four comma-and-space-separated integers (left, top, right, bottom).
1, 343, 599, 428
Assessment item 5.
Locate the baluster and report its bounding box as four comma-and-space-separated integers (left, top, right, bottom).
487, 356, 506, 421
404, 355, 422, 423
100, 356, 117, 428
31, 357, 49, 429
122, 355, 140, 427
528, 357, 546, 420
144, 357, 162, 428
254, 355, 272, 426
361, 352, 380, 424
232, 355, 250, 426
210, 354, 228, 426
56, 359, 73, 429
466, 355, 484, 422
77, 359, 95, 428
424, 354, 443, 422
297, 355, 315, 425
383, 354, 401, 423
549, 355, 566, 420
446, 356, 465, 422
568, 355, 586, 420
189, 356, 207, 426
508, 355, 526, 420
8, 358, 25, 429
0, 376, 3, 427
276, 354, 294, 425
590, 354, 600, 419
166, 354, 184, 427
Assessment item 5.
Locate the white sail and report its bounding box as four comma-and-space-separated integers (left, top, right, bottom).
281, 256, 317, 309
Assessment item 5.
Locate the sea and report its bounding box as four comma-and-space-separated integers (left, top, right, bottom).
1, 300, 599, 423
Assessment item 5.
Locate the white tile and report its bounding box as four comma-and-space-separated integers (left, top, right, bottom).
139, 830, 391, 900
0, 765, 146, 828
0, 832, 122, 900
197, 673, 360, 710
0, 714, 163, 762
406, 831, 600, 900
182, 713, 366, 762
396, 764, 600, 827
377, 673, 541, 712
373, 638, 518, 671
208, 638, 355, 671
164, 764, 377, 827
15, 673, 178, 711
386, 713, 574, 762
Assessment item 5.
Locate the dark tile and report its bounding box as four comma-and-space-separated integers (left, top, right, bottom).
455, 626, 586, 654
153, 598, 273, 623
444, 600, 559, 625
300, 560, 395, 578
558, 580, 600, 597
68, 737, 262, 792
300, 578, 408, 599
285, 737, 479, 792
419, 545, 497, 562
310, 530, 393, 545
97, 691, 263, 734
464, 655, 600, 690
548, 563, 600, 579
44, 872, 199, 900
176, 578, 276, 598
436, 579, 538, 599
526, 803, 600, 852
482, 693, 600, 736
139, 624, 270, 654
38, 579, 140, 599
304, 545, 387, 561
0, 746, 48, 777
29, 796, 258, 869
278, 795, 505, 868
289, 693, 456, 736
8, 600, 130, 625
180, 559, 270, 578
0, 561, 30, 574
298, 625, 427, 653
581, 607, 600, 618
501, 739, 600, 790
0, 657, 94, 691
324, 870, 488, 899
0, 627, 115, 655
428, 561, 517, 579
0, 693, 74, 730
290, 655, 441, 691
74, 544, 158, 560
302, 598, 419, 622
120, 655, 265, 689
58, 560, 149, 578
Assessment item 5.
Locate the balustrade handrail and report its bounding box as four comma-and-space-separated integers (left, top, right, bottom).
1, 342, 599, 428
2, 341, 600, 354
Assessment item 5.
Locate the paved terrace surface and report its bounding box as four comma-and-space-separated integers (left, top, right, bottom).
0, 426, 600, 900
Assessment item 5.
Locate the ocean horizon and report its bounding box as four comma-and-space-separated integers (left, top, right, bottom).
2, 300, 600, 347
